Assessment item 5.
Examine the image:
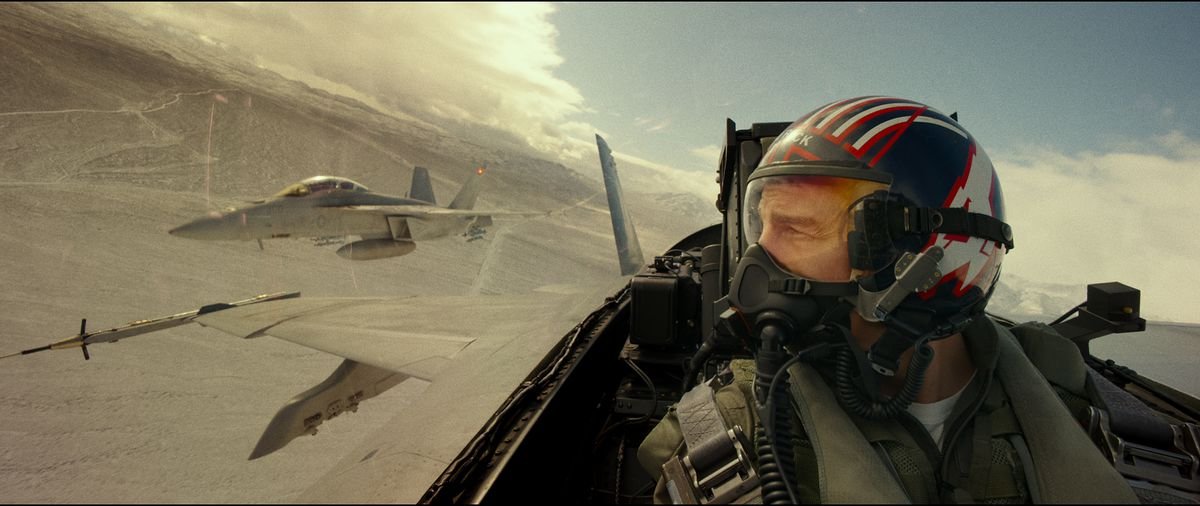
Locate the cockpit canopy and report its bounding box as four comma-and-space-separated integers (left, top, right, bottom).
273, 176, 370, 198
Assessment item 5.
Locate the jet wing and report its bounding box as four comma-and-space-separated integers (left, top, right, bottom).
189, 284, 620, 501
341, 205, 547, 219
193, 296, 487, 380
192, 292, 593, 380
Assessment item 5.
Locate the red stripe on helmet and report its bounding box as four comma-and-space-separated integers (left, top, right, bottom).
917, 261, 973, 300
866, 108, 925, 167
803, 97, 862, 130
813, 97, 896, 135
940, 143, 977, 208
919, 238, 1000, 299
828, 105, 922, 144
845, 125, 900, 159
783, 144, 820, 162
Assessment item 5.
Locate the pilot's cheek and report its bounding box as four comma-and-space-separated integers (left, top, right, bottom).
758, 234, 806, 275
791, 237, 849, 281
761, 235, 851, 282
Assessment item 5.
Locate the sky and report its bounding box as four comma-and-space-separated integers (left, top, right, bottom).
109, 2, 1200, 322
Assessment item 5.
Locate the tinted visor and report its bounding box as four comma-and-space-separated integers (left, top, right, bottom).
744, 174, 889, 281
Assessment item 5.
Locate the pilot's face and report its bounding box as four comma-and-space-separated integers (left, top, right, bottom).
756, 176, 884, 282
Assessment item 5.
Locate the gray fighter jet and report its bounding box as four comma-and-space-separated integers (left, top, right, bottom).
168, 165, 543, 260
8, 136, 647, 474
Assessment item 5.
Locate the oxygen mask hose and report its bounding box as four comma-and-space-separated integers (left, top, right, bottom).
754, 318, 800, 505
835, 334, 934, 420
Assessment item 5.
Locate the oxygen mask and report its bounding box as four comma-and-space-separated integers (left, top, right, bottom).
722, 173, 888, 349
722, 242, 856, 349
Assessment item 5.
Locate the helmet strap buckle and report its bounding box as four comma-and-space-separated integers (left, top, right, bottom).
854, 247, 945, 322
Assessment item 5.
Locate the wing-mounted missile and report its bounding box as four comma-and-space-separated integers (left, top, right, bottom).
336, 239, 416, 260
463, 215, 492, 242
250, 358, 409, 460
0, 292, 301, 362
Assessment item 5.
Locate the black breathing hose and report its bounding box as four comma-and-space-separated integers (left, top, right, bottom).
834, 336, 934, 420
754, 322, 799, 505
682, 334, 718, 393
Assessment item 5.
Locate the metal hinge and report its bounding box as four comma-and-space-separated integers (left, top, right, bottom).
1088, 407, 1200, 494
662, 425, 762, 504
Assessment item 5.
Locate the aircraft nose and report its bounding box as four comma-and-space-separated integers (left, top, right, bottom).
169, 214, 233, 240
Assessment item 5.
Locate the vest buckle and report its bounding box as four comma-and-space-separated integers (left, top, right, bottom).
1088, 407, 1200, 494
663, 425, 761, 504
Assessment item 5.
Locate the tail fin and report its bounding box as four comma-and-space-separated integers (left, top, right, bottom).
596, 134, 644, 276
409, 167, 436, 204
448, 163, 487, 210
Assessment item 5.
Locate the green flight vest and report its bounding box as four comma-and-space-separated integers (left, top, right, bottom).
639, 318, 1140, 504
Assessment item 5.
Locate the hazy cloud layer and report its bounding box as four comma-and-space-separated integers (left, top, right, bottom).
109, 3, 722, 200
634, 116, 672, 133
611, 150, 716, 201
110, 3, 590, 156
690, 144, 722, 165
994, 132, 1200, 322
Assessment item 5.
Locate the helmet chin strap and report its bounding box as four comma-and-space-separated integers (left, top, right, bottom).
852, 245, 949, 376
833, 244, 977, 420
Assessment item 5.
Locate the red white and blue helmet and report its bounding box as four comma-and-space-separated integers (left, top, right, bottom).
746, 96, 1013, 325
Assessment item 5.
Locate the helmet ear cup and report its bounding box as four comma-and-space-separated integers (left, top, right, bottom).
848, 190, 900, 273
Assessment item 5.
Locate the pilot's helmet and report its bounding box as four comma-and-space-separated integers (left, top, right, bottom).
744, 96, 1012, 323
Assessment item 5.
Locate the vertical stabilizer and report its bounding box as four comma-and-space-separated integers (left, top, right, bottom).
409, 167, 436, 204
448, 164, 487, 210
596, 134, 645, 276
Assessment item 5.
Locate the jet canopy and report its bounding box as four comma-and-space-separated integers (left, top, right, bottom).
273, 176, 370, 198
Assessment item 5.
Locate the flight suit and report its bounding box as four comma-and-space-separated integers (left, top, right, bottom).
637, 317, 1139, 503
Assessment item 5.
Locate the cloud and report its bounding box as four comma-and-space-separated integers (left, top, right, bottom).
992, 131, 1200, 322
690, 144, 722, 165
105, 3, 726, 200
107, 3, 593, 160
610, 149, 715, 201
634, 116, 672, 133
1134, 94, 1183, 126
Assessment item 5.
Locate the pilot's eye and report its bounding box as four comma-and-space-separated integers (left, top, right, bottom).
782, 226, 816, 238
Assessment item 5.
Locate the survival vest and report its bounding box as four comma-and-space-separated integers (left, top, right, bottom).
638, 317, 1140, 504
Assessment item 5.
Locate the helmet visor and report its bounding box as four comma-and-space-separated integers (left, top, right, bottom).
744, 175, 889, 281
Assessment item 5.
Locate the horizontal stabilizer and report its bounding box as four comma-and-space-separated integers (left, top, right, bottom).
250, 359, 408, 459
